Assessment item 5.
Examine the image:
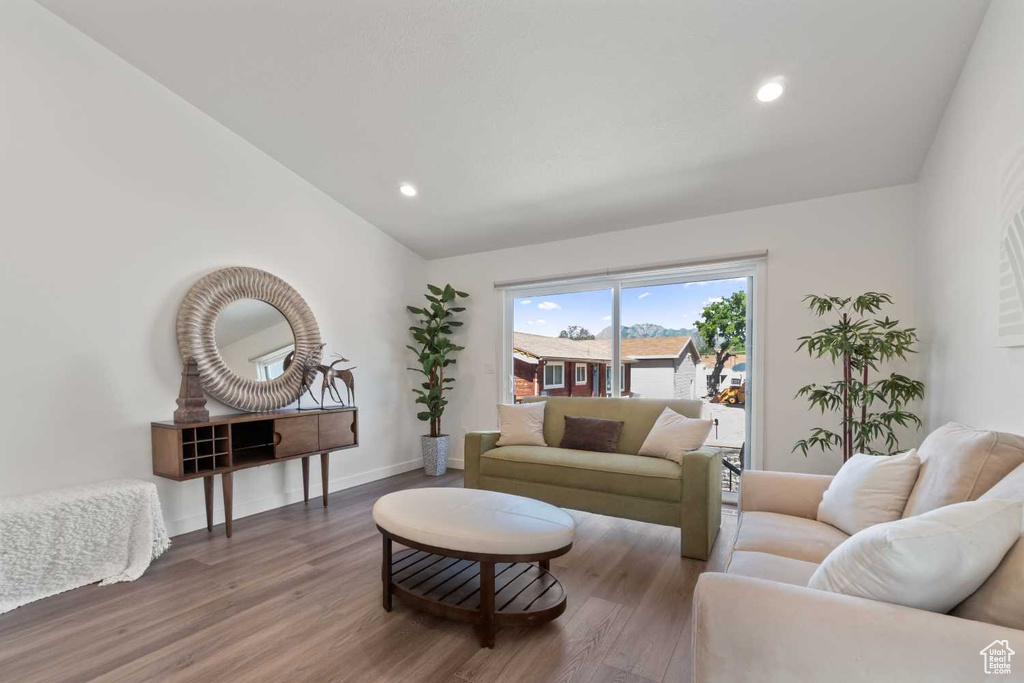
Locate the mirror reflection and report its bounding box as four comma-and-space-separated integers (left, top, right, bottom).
215, 300, 295, 381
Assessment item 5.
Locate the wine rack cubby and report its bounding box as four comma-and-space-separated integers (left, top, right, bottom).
151, 408, 359, 537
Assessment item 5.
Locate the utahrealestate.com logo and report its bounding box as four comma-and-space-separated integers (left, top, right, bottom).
980, 640, 1014, 675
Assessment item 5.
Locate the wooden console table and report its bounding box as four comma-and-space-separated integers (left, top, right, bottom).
152, 407, 358, 537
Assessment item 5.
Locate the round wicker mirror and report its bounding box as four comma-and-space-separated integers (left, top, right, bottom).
176, 267, 323, 412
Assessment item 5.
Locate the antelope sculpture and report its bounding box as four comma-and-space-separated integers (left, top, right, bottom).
283, 348, 356, 407
319, 358, 356, 407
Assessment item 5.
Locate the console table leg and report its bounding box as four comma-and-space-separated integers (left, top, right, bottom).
203, 476, 214, 532
222, 471, 233, 538
320, 452, 329, 508
301, 457, 310, 504
479, 560, 495, 648
382, 535, 393, 612
540, 559, 550, 571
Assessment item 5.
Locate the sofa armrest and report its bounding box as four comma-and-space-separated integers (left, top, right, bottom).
680, 449, 722, 560
738, 470, 833, 519
693, 573, 1023, 683
463, 431, 500, 488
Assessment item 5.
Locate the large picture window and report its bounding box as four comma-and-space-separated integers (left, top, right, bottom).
500, 257, 764, 496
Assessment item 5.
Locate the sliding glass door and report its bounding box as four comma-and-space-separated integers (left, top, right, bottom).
500, 258, 763, 494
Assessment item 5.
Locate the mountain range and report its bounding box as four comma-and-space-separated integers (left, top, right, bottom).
596, 323, 698, 340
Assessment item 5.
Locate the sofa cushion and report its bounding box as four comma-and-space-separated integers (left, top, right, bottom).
480, 445, 682, 502
817, 450, 920, 535
733, 511, 849, 564
495, 401, 547, 447
902, 422, 1024, 518
809, 499, 1022, 614
637, 407, 713, 464
726, 550, 819, 587
560, 415, 623, 453
951, 462, 1024, 629
521, 396, 701, 455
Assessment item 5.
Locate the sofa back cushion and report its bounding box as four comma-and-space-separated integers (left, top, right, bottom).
951, 462, 1024, 629
559, 416, 623, 453
808, 499, 1023, 614
521, 396, 701, 455
817, 450, 921, 535
495, 401, 548, 447
901, 422, 1024, 518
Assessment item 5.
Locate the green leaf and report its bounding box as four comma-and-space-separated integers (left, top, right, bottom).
427, 284, 444, 295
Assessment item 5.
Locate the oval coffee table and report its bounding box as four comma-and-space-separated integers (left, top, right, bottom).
372, 488, 576, 647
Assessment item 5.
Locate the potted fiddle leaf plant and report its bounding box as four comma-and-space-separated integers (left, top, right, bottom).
407, 284, 469, 475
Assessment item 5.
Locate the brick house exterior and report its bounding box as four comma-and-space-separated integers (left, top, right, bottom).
513, 333, 699, 401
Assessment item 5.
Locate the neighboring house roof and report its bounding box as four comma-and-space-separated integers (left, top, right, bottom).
621, 337, 700, 363
513, 332, 699, 364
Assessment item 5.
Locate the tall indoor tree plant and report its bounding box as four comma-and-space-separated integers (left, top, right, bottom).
407, 284, 469, 475
793, 292, 924, 462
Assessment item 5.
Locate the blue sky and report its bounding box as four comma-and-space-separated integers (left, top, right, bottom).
514, 278, 746, 336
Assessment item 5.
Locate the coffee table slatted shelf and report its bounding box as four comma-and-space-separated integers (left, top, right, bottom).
391, 547, 566, 626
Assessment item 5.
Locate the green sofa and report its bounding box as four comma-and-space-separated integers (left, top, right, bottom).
464, 396, 722, 560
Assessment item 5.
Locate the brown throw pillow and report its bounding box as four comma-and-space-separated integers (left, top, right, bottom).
560, 416, 623, 453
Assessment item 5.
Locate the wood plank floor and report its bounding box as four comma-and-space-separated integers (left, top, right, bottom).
0, 470, 736, 683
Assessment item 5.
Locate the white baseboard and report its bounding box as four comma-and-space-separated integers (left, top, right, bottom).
447, 458, 465, 470
165, 457, 424, 537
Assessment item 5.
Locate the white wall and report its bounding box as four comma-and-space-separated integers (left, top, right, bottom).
917, 0, 1024, 435
428, 184, 920, 475
0, 1, 426, 535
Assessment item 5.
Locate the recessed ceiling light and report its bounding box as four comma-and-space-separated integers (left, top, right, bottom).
399, 183, 417, 197
756, 80, 785, 103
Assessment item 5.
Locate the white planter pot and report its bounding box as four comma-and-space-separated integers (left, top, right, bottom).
421, 435, 449, 476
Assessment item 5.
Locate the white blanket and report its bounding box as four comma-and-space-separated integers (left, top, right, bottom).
0, 478, 170, 614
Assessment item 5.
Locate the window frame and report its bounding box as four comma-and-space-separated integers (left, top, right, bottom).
498, 255, 766, 479
605, 363, 625, 391
250, 344, 295, 382
544, 361, 565, 389
574, 363, 588, 385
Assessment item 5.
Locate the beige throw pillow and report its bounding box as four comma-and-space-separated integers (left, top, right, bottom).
902, 422, 1024, 518
495, 401, 547, 447
637, 407, 712, 465
951, 462, 1024, 629
817, 450, 921, 535
808, 499, 1023, 613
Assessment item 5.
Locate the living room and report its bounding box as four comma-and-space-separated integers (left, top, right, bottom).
1, 1, 1021, 681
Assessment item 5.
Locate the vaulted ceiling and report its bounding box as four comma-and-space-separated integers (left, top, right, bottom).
38, 0, 989, 258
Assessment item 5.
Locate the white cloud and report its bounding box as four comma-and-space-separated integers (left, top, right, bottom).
537, 301, 560, 310
703, 297, 724, 306
602, 315, 612, 321
637, 292, 651, 299
526, 319, 546, 325
519, 299, 533, 304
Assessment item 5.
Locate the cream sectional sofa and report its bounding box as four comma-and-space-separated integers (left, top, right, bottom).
692, 423, 1024, 683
